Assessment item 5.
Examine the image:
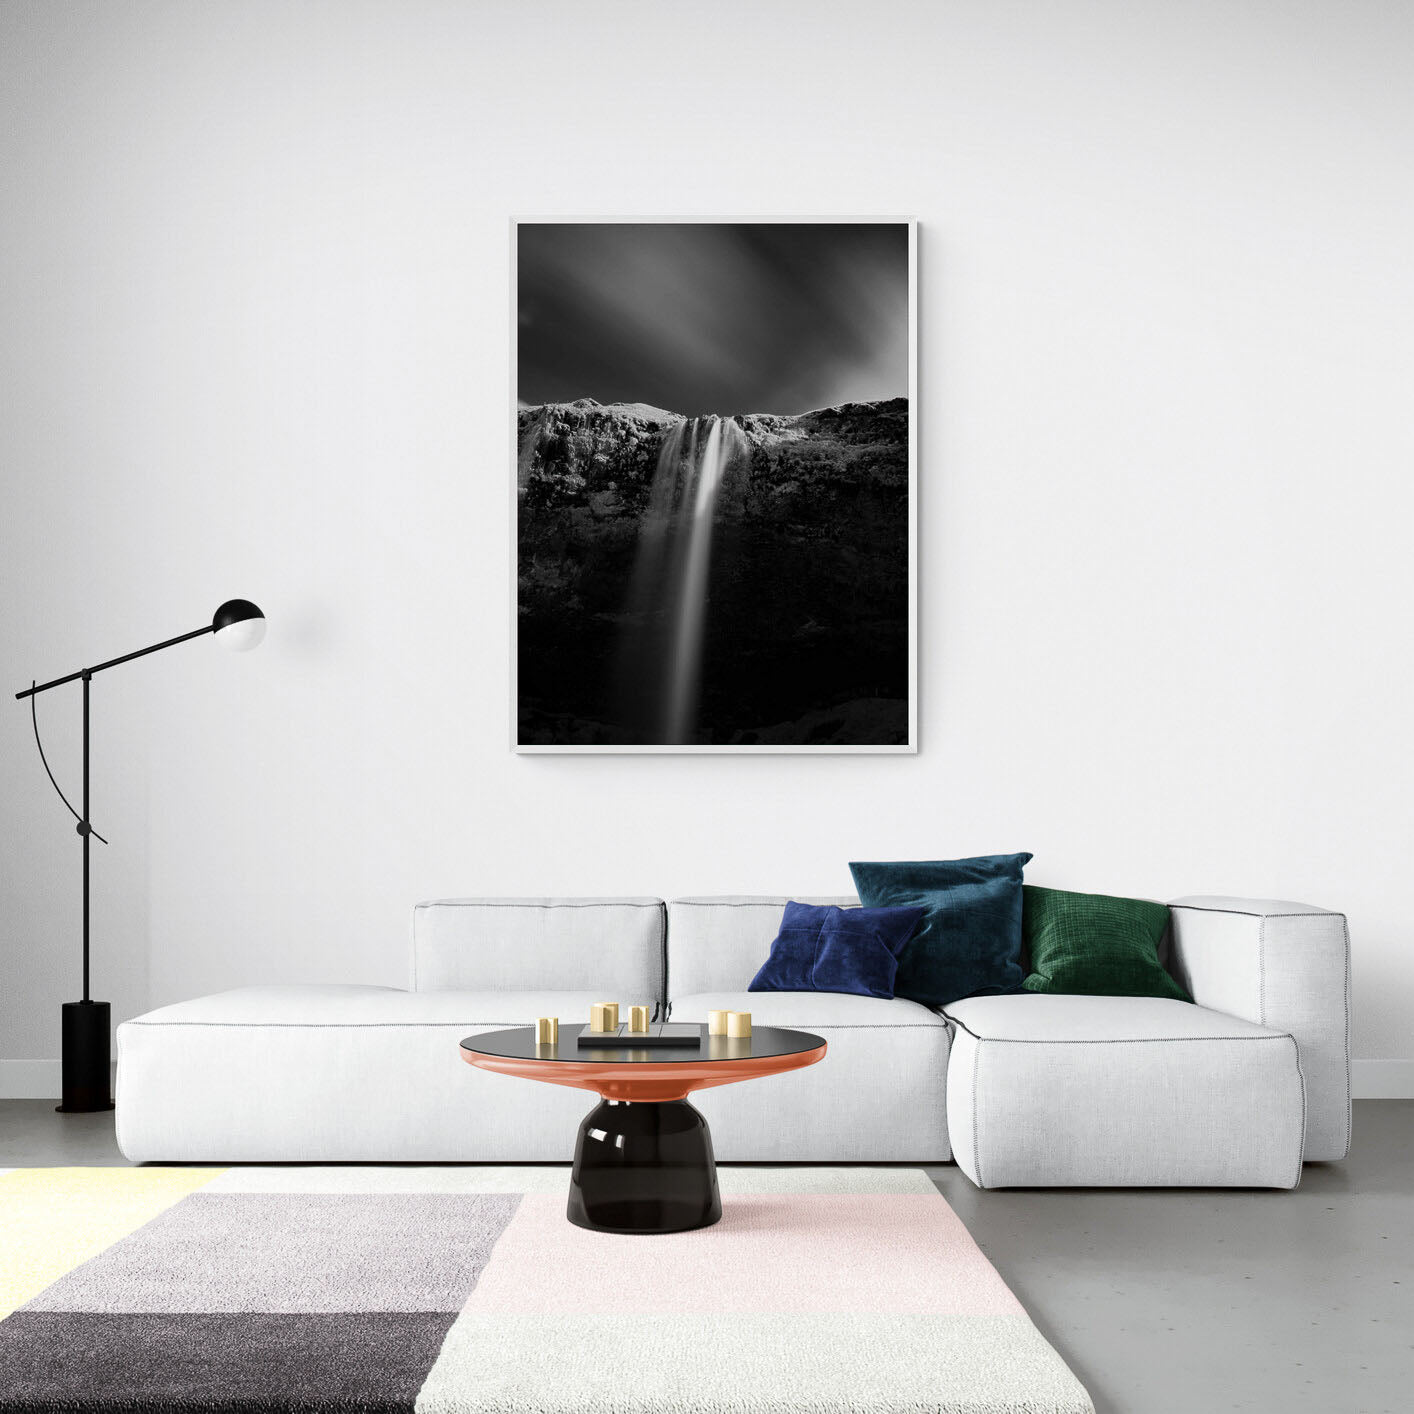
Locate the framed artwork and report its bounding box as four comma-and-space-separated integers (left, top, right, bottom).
513, 218, 916, 752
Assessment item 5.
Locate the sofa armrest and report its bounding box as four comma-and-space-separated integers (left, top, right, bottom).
1168, 896, 1351, 1161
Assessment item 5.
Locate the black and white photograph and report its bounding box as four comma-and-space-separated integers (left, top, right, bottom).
515, 220, 915, 751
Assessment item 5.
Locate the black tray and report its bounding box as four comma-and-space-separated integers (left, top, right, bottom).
575, 1023, 703, 1049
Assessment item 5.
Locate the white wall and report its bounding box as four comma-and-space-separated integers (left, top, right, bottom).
2, 0, 1411, 1097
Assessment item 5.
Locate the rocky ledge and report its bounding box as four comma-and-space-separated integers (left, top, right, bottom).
517, 397, 910, 746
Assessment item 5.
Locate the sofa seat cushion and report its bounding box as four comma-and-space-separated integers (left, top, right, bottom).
666, 991, 950, 1162
116, 986, 649, 1164
671, 990, 947, 1029
124, 985, 631, 1028
943, 992, 1274, 1042
941, 994, 1306, 1189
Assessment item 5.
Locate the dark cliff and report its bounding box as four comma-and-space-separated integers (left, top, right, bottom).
517, 397, 910, 746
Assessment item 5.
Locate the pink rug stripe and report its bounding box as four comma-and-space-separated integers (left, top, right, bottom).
466, 1194, 1025, 1316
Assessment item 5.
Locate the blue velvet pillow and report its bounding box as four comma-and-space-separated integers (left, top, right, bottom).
748, 901, 925, 1000
848, 853, 1033, 1006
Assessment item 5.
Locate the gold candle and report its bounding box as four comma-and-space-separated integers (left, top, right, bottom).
629, 1004, 651, 1033
726, 1010, 752, 1038
535, 1016, 559, 1045
707, 1009, 730, 1036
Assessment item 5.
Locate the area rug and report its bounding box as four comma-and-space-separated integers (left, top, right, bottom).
0, 1166, 1093, 1414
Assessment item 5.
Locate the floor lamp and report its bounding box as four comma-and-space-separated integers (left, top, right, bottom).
15, 599, 266, 1112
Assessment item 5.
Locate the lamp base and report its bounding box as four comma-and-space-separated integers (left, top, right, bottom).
56, 1000, 114, 1113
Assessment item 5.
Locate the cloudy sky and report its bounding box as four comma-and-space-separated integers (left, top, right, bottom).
518, 223, 910, 417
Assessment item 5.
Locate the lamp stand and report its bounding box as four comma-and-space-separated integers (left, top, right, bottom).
58, 1002, 113, 1113
56, 671, 113, 1112
17, 599, 266, 1116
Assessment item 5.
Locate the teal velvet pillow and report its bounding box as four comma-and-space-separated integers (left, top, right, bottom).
848, 853, 1033, 1007
1021, 885, 1191, 1000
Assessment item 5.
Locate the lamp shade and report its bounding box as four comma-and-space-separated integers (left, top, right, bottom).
212, 599, 266, 652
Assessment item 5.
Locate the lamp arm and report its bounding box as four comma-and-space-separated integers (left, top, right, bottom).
14, 622, 213, 849
28, 685, 108, 845
14, 624, 213, 701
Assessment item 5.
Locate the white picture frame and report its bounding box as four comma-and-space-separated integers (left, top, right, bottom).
512, 216, 917, 754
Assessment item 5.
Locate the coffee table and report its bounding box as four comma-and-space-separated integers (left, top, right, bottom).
459, 1023, 826, 1234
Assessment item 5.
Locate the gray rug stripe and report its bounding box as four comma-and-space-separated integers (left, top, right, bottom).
26, 1193, 521, 1315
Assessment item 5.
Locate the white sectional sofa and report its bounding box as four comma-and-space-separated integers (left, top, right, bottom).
116, 893, 1350, 1187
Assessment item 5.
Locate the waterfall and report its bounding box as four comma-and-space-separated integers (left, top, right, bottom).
666, 417, 731, 744
620, 415, 747, 744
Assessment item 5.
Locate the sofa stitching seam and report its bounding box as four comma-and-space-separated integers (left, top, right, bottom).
123, 1019, 948, 1030
671, 1020, 946, 1028
667, 900, 855, 908
942, 1033, 1298, 1045
414, 901, 665, 910
1168, 904, 1340, 921
658, 900, 669, 1019
1340, 913, 1353, 1155
1258, 915, 1267, 1027
941, 1014, 1296, 1045
1290, 1033, 1308, 1188
122, 1020, 643, 1030
972, 1035, 983, 1189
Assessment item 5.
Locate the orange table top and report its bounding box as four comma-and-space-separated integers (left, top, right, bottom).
460, 1023, 827, 1102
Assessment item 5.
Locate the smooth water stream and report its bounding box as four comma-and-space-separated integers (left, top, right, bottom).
623, 415, 747, 743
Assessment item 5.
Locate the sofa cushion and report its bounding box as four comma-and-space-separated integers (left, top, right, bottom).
944, 992, 1270, 1041
666, 897, 859, 998
1021, 886, 1189, 1000
672, 990, 946, 1029
942, 993, 1305, 1188
749, 902, 925, 999
413, 898, 665, 1000
123, 985, 639, 1028
850, 854, 1032, 1007
668, 990, 951, 1162
116, 985, 609, 1165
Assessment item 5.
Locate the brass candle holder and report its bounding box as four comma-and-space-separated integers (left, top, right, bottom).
535, 1016, 559, 1045
707, 1009, 730, 1036
629, 1004, 651, 1033
726, 1010, 752, 1039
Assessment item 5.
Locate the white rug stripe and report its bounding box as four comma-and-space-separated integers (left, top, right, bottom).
204, 1166, 573, 1195
720, 1167, 936, 1195
415, 1313, 1094, 1414
204, 1166, 936, 1195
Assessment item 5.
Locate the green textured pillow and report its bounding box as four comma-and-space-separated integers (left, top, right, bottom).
1021, 886, 1191, 1000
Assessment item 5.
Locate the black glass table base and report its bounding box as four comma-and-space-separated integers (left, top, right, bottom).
568, 1097, 723, 1234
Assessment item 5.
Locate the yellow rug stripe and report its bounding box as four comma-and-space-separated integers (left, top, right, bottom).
0, 1167, 224, 1318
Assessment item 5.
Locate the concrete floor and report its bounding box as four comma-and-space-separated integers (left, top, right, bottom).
1, 1100, 1409, 1414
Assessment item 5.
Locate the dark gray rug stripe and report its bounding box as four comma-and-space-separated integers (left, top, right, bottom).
0, 1311, 457, 1413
